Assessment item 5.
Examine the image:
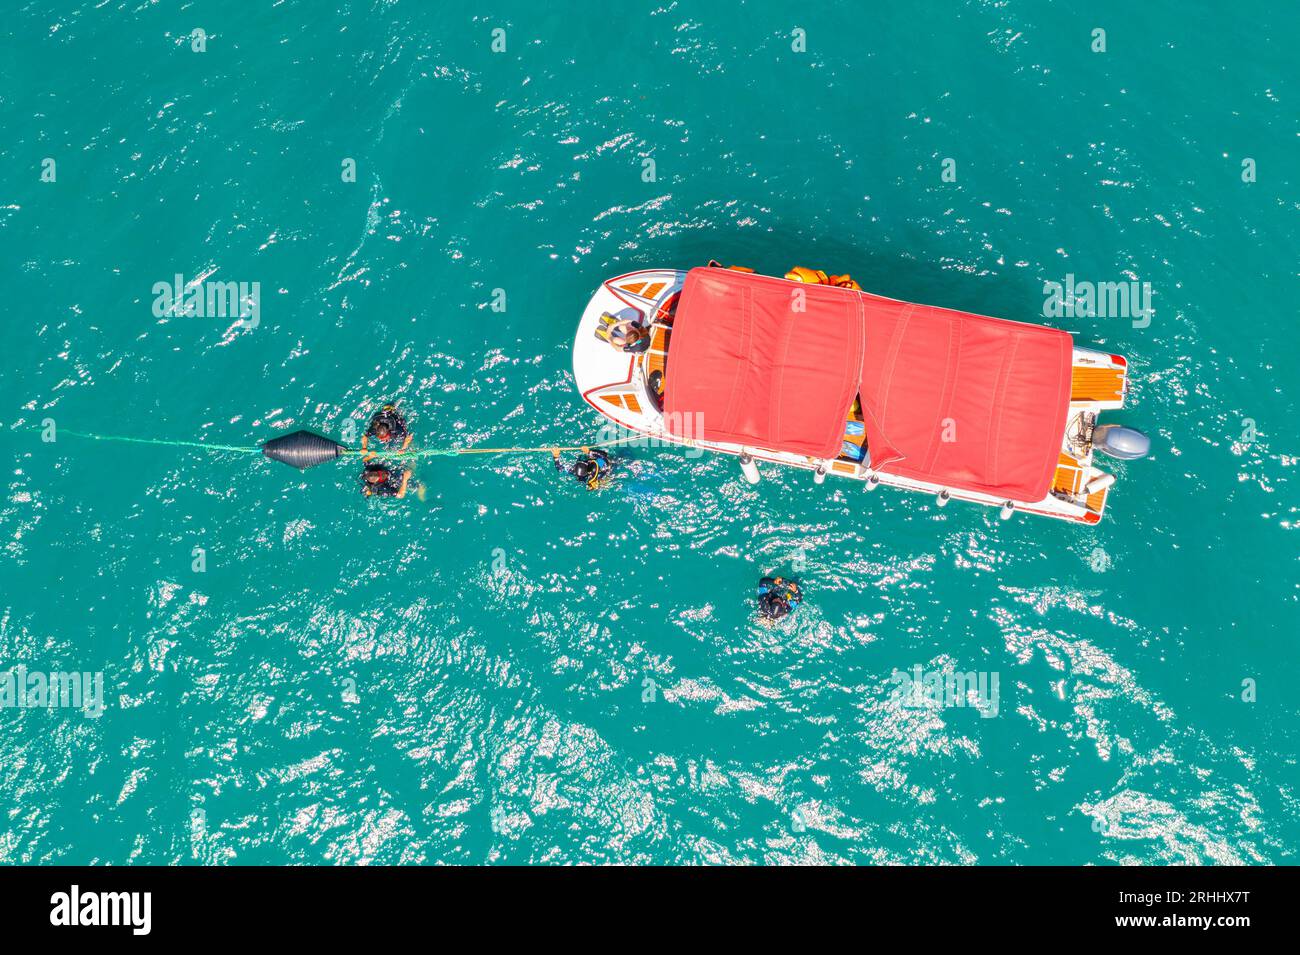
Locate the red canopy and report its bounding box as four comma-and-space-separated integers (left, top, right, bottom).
857, 292, 1073, 501
663, 267, 1073, 501
663, 268, 863, 458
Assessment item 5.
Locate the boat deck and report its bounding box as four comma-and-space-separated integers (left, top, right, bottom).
645, 324, 670, 407
1071, 365, 1126, 403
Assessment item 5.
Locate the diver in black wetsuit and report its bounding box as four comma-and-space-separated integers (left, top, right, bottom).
609, 321, 650, 353
757, 576, 803, 620
594, 313, 651, 353
552, 448, 612, 490
361, 404, 412, 460
361, 463, 412, 498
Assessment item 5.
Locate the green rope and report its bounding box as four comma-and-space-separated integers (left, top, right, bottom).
43, 428, 642, 460
370, 436, 636, 460
54, 428, 261, 454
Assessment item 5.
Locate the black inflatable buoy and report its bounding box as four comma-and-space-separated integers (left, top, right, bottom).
261, 430, 346, 470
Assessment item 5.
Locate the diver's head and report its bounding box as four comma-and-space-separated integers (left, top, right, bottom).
574, 459, 597, 482
374, 422, 391, 441
365, 468, 388, 484
610, 322, 642, 346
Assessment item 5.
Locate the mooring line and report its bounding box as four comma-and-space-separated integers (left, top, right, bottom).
54, 429, 263, 454
45, 428, 639, 459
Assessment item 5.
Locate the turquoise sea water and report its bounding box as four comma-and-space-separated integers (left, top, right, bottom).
2, 2, 1297, 864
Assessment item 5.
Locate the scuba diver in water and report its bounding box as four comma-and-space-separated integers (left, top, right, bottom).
552, 447, 613, 490
361, 404, 412, 460
359, 403, 424, 500
360, 462, 412, 498
757, 576, 803, 621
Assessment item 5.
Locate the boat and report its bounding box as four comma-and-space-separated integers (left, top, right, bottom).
572, 264, 1148, 524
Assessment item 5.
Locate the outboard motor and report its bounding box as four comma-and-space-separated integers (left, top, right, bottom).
1093, 424, 1150, 461
261, 430, 347, 469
